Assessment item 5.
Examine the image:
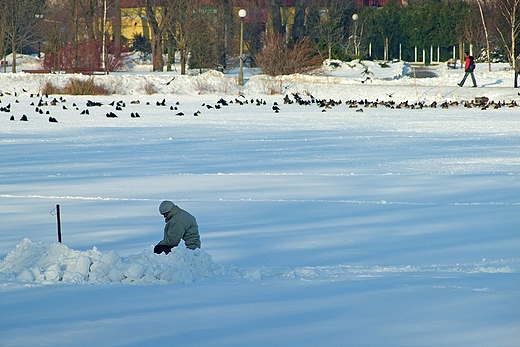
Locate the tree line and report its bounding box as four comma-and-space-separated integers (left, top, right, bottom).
1, 0, 520, 74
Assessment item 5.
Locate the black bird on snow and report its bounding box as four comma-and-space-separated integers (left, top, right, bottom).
176, 112, 184, 116
87, 100, 102, 107
106, 112, 117, 118
49, 116, 58, 123
20, 115, 28, 121
10, 115, 15, 121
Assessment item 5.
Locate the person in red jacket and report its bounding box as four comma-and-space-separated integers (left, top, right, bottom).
458, 52, 477, 87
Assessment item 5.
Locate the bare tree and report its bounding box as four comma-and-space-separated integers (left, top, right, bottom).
216, 0, 235, 70
496, 0, 520, 67
143, 0, 175, 71
268, 0, 283, 36
112, 0, 122, 58
476, 0, 492, 71
292, 0, 306, 42
1, 0, 44, 72
168, 0, 192, 74
0, 3, 6, 67
254, 34, 322, 76
310, 1, 349, 60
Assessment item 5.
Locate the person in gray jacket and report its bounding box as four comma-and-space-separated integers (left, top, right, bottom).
154, 201, 201, 254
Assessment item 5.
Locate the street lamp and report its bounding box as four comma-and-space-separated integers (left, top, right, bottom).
352, 13, 359, 58
238, 9, 246, 86
35, 14, 45, 59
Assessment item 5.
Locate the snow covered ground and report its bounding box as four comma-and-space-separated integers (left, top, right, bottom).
1, 55, 519, 346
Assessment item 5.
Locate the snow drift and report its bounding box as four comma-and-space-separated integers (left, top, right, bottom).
0, 238, 222, 284
1, 239, 516, 286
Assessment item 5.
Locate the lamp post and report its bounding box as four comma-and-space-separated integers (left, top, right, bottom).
35, 14, 44, 59
238, 9, 246, 86
352, 13, 359, 58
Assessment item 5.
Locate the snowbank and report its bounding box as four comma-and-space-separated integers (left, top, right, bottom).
1, 239, 516, 286
0, 238, 222, 285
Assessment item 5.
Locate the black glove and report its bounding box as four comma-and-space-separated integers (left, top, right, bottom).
154, 245, 173, 255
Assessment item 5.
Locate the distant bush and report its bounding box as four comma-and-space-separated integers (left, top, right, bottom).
143, 82, 158, 95
62, 77, 112, 95
254, 35, 323, 77
41, 81, 59, 95
41, 78, 112, 95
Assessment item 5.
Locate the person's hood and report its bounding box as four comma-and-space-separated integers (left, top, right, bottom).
164, 205, 180, 222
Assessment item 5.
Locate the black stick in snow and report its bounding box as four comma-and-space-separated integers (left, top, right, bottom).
51, 204, 62, 243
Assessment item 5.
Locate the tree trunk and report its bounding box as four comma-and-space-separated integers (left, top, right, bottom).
180, 49, 186, 75
144, 2, 163, 71
217, 0, 233, 69
112, 0, 121, 58
151, 34, 164, 71
269, 0, 283, 36
476, 0, 491, 71
292, 0, 305, 42
496, 0, 520, 68
11, 39, 16, 73
0, 11, 5, 65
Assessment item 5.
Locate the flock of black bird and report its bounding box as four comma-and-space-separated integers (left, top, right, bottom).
1, 91, 519, 123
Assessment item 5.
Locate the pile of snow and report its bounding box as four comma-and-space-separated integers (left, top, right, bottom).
1, 239, 515, 286
0, 238, 223, 285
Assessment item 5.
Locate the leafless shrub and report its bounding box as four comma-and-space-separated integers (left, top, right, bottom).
192, 76, 211, 94
254, 35, 323, 77
143, 82, 158, 95
41, 81, 59, 95
61, 77, 112, 95
34, 76, 52, 95
43, 77, 112, 95
215, 78, 236, 94
259, 76, 283, 94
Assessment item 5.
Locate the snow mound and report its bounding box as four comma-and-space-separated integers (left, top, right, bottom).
1, 239, 516, 286
0, 238, 224, 285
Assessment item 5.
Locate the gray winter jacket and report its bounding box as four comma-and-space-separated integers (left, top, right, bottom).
157, 205, 201, 250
